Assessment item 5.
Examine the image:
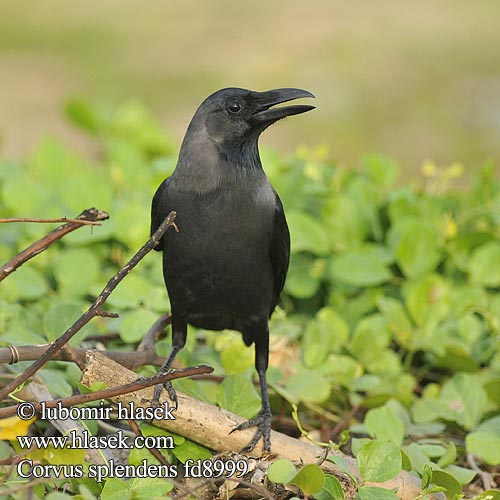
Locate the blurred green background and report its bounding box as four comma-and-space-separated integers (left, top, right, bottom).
1, 0, 500, 175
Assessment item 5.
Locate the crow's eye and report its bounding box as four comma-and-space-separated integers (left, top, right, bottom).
227, 101, 241, 114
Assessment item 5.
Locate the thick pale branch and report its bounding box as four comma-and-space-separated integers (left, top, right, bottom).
83, 352, 433, 500
0, 344, 163, 368
0, 208, 109, 282
0, 211, 177, 403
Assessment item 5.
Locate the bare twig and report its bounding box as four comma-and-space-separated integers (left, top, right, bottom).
0, 208, 110, 282
0, 216, 103, 226
60, 345, 86, 371
0, 211, 177, 403
0, 344, 163, 369
467, 453, 495, 490
137, 313, 172, 352
0, 361, 212, 419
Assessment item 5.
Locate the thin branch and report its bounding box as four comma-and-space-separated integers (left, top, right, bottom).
466, 453, 495, 491
0, 216, 103, 226
0, 211, 177, 403
0, 208, 110, 282
0, 344, 164, 369
137, 313, 172, 352
0, 361, 212, 419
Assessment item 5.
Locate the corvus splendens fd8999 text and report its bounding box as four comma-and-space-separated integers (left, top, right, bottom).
151, 87, 315, 452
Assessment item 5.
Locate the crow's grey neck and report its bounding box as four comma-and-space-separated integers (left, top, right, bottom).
172, 127, 266, 194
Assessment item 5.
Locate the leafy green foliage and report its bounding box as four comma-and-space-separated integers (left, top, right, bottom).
1, 100, 500, 497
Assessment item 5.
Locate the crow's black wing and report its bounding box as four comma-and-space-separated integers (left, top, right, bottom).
150, 178, 172, 251
270, 193, 290, 313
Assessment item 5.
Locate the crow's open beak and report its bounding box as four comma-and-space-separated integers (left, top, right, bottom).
251, 88, 315, 124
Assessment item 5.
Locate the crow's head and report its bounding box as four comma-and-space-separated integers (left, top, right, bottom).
188, 87, 315, 152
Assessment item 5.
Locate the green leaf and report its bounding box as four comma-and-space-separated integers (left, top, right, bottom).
431, 470, 462, 500
129, 477, 174, 499
39, 369, 73, 398
119, 309, 161, 343
444, 464, 476, 485
475, 415, 500, 435
357, 486, 399, 500
287, 210, 330, 255
322, 195, 368, 252
470, 490, 500, 500
100, 478, 132, 500
466, 432, 500, 465
65, 98, 110, 134
330, 245, 392, 287
469, 242, 500, 286
220, 337, 254, 374
44, 302, 85, 344
53, 249, 100, 296
284, 369, 331, 404
356, 440, 402, 482
439, 373, 488, 429
268, 459, 297, 484
216, 374, 261, 419
404, 274, 450, 327
362, 154, 398, 188
303, 307, 349, 367
377, 296, 414, 349
285, 254, 322, 299
172, 438, 212, 463
364, 405, 405, 445
2, 266, 49, 301
314, 474, 345, 500
438, 442, 457, 468
46, 494, 75, 500
290, 464, 325, 496
389, 218, 441, 278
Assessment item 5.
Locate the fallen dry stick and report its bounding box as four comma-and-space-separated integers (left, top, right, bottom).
83, 351, 432, 500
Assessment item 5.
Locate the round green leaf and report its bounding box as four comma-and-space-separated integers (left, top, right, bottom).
44, 302, 86, 343
290, 464, 325, 496
53, 249, 100, 297
330, 245, 392, 287
216, 374, 261, 419
303, 307, 349, 367
287, 210, 330, 255
285, 255, 322, 299
364, 405, 405, 445
469, 242, 500, 286
2, 266, 49, 301
313, 474, 345, 500
357, 486, 399, 500
439, 373, 488, 429
119, 308, 160, 343
268, 459, 297, 484
356, 440, 402, 482
390, 219, 441, 278
431, 470, 462, 500
466, 432, 500, 465
284, 369, 331, 404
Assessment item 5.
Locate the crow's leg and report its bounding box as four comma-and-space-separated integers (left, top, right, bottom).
152, 313, 187, 409
231, 322, 272, 452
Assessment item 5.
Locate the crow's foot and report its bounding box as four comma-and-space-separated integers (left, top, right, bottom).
230, 410, 272, 452
152, 380, 178, 410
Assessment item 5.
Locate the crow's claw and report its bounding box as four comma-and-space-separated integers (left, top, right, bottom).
152, 380, 178, 410
230, 410, 272, 452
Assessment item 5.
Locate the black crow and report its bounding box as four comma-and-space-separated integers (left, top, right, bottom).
151, 87, 315, 452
